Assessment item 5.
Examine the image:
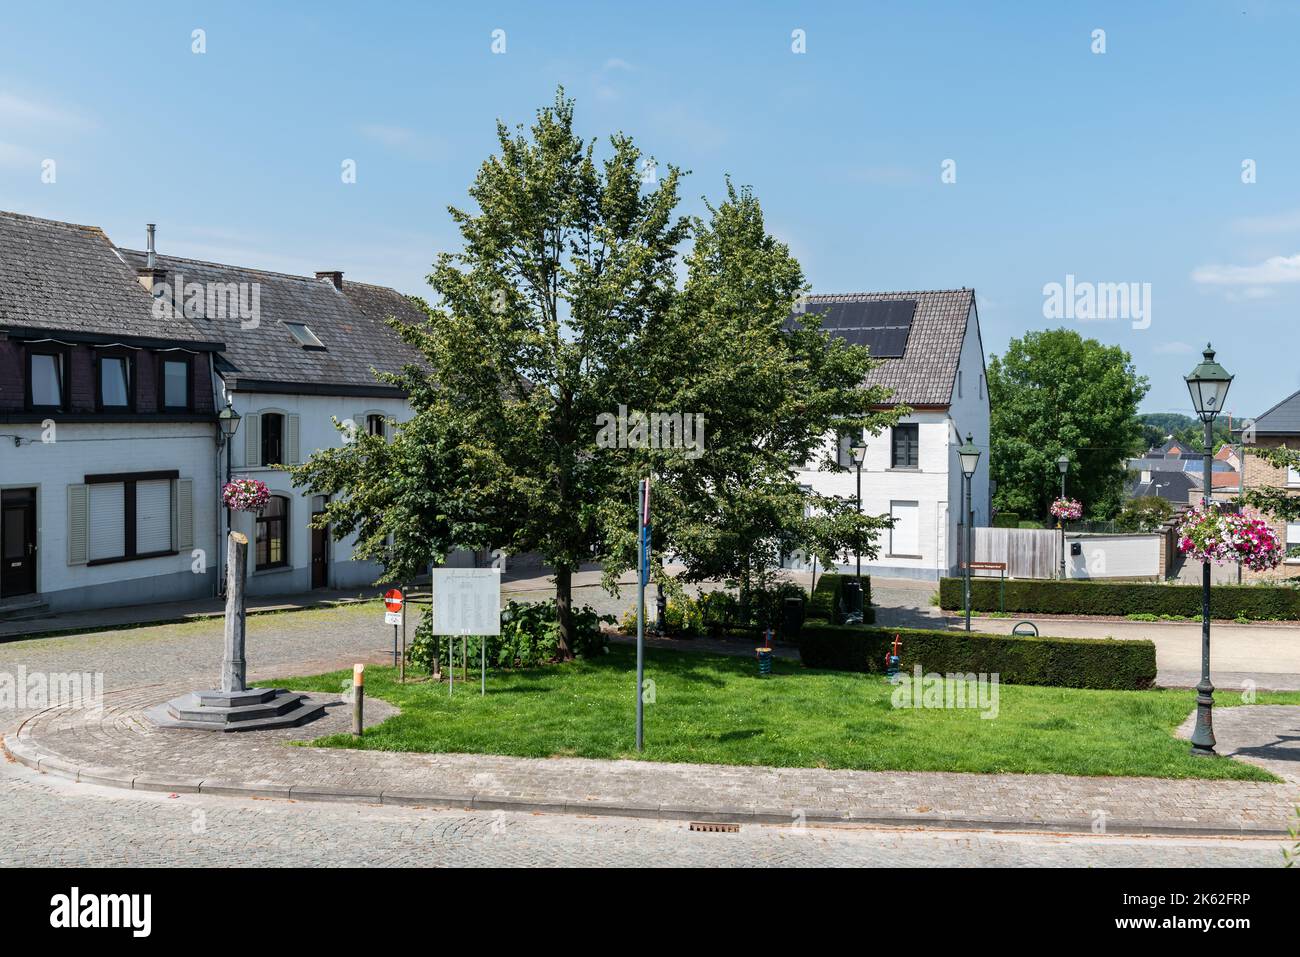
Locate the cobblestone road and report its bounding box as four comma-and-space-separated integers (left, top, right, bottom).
0, 761, 1286, 868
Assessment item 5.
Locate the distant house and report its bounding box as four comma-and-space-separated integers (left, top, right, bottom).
792, 289, 990, 581
1236, 388, 1300, 577
0, 210, 425, 615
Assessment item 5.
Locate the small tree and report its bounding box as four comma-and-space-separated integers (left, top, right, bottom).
1116, 495, 1174, 532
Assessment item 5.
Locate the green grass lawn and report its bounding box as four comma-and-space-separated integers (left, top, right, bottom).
277, 644, 1300, 782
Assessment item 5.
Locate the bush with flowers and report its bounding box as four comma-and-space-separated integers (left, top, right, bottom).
222, 477, 271, 513
1177, 505, 1283, 572
1049, 497, 1083, 522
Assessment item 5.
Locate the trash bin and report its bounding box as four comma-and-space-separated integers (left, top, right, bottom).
841, 580, 863, 624
781, 596, 805, 641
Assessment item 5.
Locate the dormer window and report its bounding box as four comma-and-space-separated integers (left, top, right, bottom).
284, 323, 326, 350
28, 351, 65, 409
98, 355, 132, 409
161, 357, 191, 410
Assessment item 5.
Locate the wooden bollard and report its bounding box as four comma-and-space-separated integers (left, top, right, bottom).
352, 663, 364, 737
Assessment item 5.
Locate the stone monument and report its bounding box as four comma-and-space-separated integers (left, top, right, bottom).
147, 532, 326, 731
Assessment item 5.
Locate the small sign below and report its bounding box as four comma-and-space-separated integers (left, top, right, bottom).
384, 610, 402, 625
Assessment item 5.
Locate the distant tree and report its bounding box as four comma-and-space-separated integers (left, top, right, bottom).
1116, 495, 1174, 532
987, 329, 1148, 521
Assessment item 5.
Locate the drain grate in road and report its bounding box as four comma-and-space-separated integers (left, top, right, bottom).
689, 821, 740, 833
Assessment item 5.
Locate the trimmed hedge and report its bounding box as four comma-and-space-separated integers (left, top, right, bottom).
938, 577, 1300, 621
807, 573, 874, 625
798, 622, 1157, 690
991, 512, 1020, 529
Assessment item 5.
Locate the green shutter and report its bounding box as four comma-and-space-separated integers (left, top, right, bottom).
67, 484, 88, 565
244, 412, 260, 467
175, 479, 194, 550
286, 414, 300, 464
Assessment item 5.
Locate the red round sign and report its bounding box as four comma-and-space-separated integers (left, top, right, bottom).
383, 589, 404, 612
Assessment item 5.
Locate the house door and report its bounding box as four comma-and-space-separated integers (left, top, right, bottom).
310, 495, 328, 589
1, 488, 38, 599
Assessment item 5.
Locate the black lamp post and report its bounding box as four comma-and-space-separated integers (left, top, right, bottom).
850, 437, 868, 610
217, 397, 242, 592
1185, 343, 1232, 757
1057, 453, 1070, 578
958, 433, 981, 632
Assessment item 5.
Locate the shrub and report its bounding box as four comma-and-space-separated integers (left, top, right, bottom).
798, 621, 1156, 690
937, 577, 1300, 621
1117, 496, 1173, 533
407, 599, 611, 672
992, 512, 1021, 529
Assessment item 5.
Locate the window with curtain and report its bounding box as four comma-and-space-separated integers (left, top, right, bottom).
366, 414, 385, 438
29, 352, 64, 408
162, 358, 190, 410
99, 355, 131, 409
256, 495, 289, 569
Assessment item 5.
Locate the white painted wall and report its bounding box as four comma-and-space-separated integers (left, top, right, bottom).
794, 303, 991, 581
223, 389, 411, 595
1, 421, 217, 611
1065, 533, 1161, 580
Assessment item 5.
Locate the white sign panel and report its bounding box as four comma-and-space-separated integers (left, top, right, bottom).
430, 568, 502, 635
384, 611, 403, 625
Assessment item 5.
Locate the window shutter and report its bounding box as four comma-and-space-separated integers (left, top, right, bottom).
175, 479, 194, 550
354, 411, 366, 443
88, 482, 126, 561
245, 412, 261, 467
67, 484, 89, 565
287, 414, 301, 464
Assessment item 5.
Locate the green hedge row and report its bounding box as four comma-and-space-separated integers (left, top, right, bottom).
938, 577, 1300, 620
797, 622, 1157, 690
991, 512, 1020, 528
807, 573, 874, 625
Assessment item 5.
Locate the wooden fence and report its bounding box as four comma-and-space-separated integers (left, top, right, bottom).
971, 527, 1062, 579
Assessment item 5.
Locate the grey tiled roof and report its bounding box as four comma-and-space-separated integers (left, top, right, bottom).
1248, 388, 1300, 436
1126, 469, 1199, 502
0, 211, 221, 347
800, 288, 976, 406
120, 250, 426, 395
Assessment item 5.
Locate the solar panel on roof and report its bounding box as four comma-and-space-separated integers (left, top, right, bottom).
798, 299, 916, 357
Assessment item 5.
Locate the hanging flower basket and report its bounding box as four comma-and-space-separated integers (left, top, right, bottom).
222, 478, 270, 513
1177, 505, 1283, 572
1049, 497, 1083, 522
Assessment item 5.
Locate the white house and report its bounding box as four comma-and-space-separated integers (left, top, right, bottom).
794, 289, 991, 581
0, 210, 425, 615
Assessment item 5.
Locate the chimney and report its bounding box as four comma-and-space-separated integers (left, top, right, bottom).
316, 270, 343, 291
136, 222, 167, 296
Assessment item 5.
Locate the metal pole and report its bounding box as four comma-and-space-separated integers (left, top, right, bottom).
964, 473, 972, 632
399, 584, 406, 683
855, 462, 863, 584
636, 478, 647, 753
481, 636, 486, 696
1059, 468, 1067, 578
1190, 416, 1217, 755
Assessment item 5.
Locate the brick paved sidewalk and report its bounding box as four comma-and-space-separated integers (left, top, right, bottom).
4, 685, 1298, 836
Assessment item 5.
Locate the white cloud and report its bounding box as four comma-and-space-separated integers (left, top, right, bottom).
360, 124, 416, 148
1191, 253, 1300, 285
0, 91, 92, 130
0, 141, 40, 169
1153, 341, 1196, 355
603, 58, 634, 72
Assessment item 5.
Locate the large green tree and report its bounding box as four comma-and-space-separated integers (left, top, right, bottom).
988, 329, 1148, 521
292, 91, 897, 656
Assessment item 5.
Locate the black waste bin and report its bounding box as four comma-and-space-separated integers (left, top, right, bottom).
781, 596, 805, 640
841, 579, 864, 623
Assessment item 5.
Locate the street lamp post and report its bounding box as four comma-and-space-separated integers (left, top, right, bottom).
1185, 344, 1233, 757
217, 397, 242, 594
958, 433, 981, 632
850, 437, 868, 617
1057, 453, 1070, 578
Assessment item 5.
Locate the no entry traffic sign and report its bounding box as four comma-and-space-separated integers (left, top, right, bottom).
384, 589, 404, 612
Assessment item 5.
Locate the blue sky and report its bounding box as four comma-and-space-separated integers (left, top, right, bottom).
3, 1, 1299, 418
